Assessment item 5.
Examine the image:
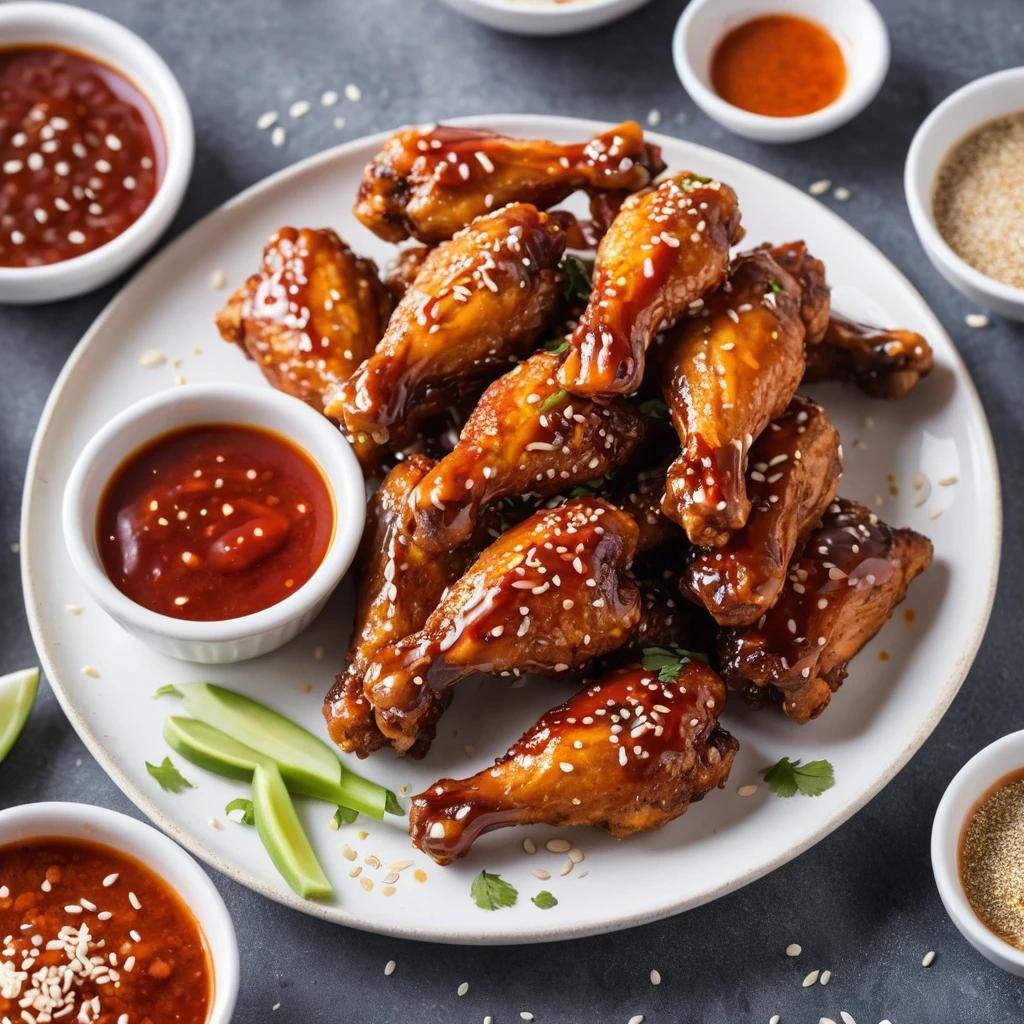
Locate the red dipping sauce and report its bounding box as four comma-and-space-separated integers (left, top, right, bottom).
0, 837, 212, 1023
97, 424, 334, 621
0, 45, 163, 268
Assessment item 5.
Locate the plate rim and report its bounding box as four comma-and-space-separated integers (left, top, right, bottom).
20, 113, 1003, 945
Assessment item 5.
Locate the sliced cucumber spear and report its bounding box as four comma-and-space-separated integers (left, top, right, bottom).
0, 667, 40, 764
252, 763, 332, 901
164, 716, 267, 780
176, 682, 396, 819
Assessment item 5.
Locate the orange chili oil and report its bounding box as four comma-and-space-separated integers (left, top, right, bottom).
0, 837, 212, 1024
710, 14, 847, 118
97, 423, 334, 621
0, 45, 164, 268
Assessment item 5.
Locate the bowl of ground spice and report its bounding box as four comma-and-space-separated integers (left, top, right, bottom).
932, 730, 1024, 976
906, 67, 1024, 321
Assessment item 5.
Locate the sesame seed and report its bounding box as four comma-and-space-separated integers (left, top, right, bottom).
809, 179, 831, 195
820, 969, 831, 984
457, 981, 469, 996
921, 950, 936, 967
289, 100, 311, 118
102, 873, 119, 887
256, 110, 279, 130
321, 90, 339, 107
531, 867, 551, 880
965, 312, 989, 328
629, 1016, 645, 1024
802, 970, 819, 987
211, 268, 227, 290
649, 968, 661, 985
128, 890, 141, 910
840, 1013, 857, 1024
737, 784, 758, 798
769, 1016, 780, 1024
271, 126, 287, 147
345, 83, 362, 101
384, 959, 396, 976
646, 108, 661, 126
81, 665, 99, 678
333, 116, 347, 130
785, 943, 801, 957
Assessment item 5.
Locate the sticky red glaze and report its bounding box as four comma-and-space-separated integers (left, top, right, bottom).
0, 46, 163, 268
0, 837, 211, 1023
97, 424, 333, 621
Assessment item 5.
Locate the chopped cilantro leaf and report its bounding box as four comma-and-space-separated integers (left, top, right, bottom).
384, 790, 405, 816
544, 337, 570, 355
640, 645, 707, 682
683, 172, 712, 187
225, 797, 255, 825
637, 398, 669, 419
532, 890, 558, 909
470, 870, 518, 911
333, 805, 359, 827
760, 756, 835, 798
153, 684, 182, 699
145, 757, 194, 794
562, 255, 593, 303
539, 388, 568, 413
768, 277, 784, 294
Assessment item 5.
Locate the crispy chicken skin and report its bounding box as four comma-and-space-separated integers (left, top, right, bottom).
354, 121, 665, 244
409, 661, 737, 864
717, 498, 933, 722
216, 227, 392, 416
363, 499, 641, 754
805, 312, 935, 399
657, 249, 808, 548
558, 172, 743, 397
323, 456, 469, 757
759, 240, 831, 345
684, 396, 842, 627
409, 351, 645, 553
384, 244, 432, 302
331, 203, 567, 443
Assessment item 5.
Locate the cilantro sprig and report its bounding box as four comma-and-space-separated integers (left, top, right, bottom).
470, 870, 518, 911
532, 890, 558, 910
153, 683, 182, 699
145, 756, 194, 793
641, 646, 708, 682
544, 336, 570, 356
760, 756, 835, 798
561, 255, 592, 303
768, 277, 784, 294
539, 388, 568, 413
225, 797, 255, 825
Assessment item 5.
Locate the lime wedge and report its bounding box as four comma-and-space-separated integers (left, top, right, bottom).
0, 667, 40, 764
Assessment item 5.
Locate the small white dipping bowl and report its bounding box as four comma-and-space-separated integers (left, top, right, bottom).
0, 2, 193, 304
0, 801, 239, 1022
905, 67, 1024, 321
673, 0, 889, 144
62, 383, 365, 665
439, 0, 653, 36
932, 730, 1024, 976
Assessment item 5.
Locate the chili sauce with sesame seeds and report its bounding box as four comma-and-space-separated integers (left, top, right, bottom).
0, 46, 163, 268
710, 15, 846, 118
0, 837, 211, 1024
97, 424, 333, 621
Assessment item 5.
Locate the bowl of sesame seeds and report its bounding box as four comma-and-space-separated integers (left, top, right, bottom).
0, 2, 193, 304
905, 66, 1024, 321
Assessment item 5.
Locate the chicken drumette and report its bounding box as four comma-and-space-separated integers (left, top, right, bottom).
330, 203, 567, 445
558, 172, 743, 397
717, 498, 933, 722
354, 121, 664, 244
656, 248, 808, 547
363, 499, 641, 754
805, 312, 935, 399
409, 660, 737, 864
409, 351, 645, 553
684, 396, 842, 627
322, 456, 470, 757
216, 226, 391, 415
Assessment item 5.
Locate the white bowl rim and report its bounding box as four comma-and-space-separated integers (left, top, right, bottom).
904, 66, 1024, 309
0, 1, 194, 288
61, 382, 365, 644
446, 0, 644, 17
672, 0, 890, 135
931, 729, 1024, 971
0, 800, 239, 1022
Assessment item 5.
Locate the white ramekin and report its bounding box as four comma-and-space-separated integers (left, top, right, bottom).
672, 0, 890, 144
0, 2, 194, 304
932, 730, 1024, 976
905, 67, 1024, 322
0, 801, 239, 1022
439, 0, 653, 36
62, 383, 366, 664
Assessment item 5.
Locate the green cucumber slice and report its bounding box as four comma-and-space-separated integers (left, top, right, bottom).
178, 683, 392, 818
0, 667, 39, 764
163, 716, 267, 780
252, 763, 332, 900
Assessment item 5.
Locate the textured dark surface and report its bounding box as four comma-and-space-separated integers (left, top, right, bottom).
2, 0, 1023, 1021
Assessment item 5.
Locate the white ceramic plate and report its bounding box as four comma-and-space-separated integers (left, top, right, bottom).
21, 115, 1001, 944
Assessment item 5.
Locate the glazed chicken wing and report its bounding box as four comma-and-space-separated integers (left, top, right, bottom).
363, 499, 641, 754
330, 203, 567, 444
804, 312, 935, 399
657, 249, 808, 547
558, 172, 743, 396
409, 661, 737, 864
684, 396, 842, 627
322, 456, 469, 757
383, 244, 433, 302
216, 226, 391, 416
354, 121, 665, 244
759, 240, 831, 344
409, 351, 645, 553
717, 498, 933, 722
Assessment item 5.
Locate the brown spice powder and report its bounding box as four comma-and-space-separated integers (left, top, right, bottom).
932, 111, 1024, 289
960, 775, 1024, 949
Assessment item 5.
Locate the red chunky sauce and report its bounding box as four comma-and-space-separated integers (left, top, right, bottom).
97, 424, 334, 621
0, 837, 212, 1024
0, 46, 163, 268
